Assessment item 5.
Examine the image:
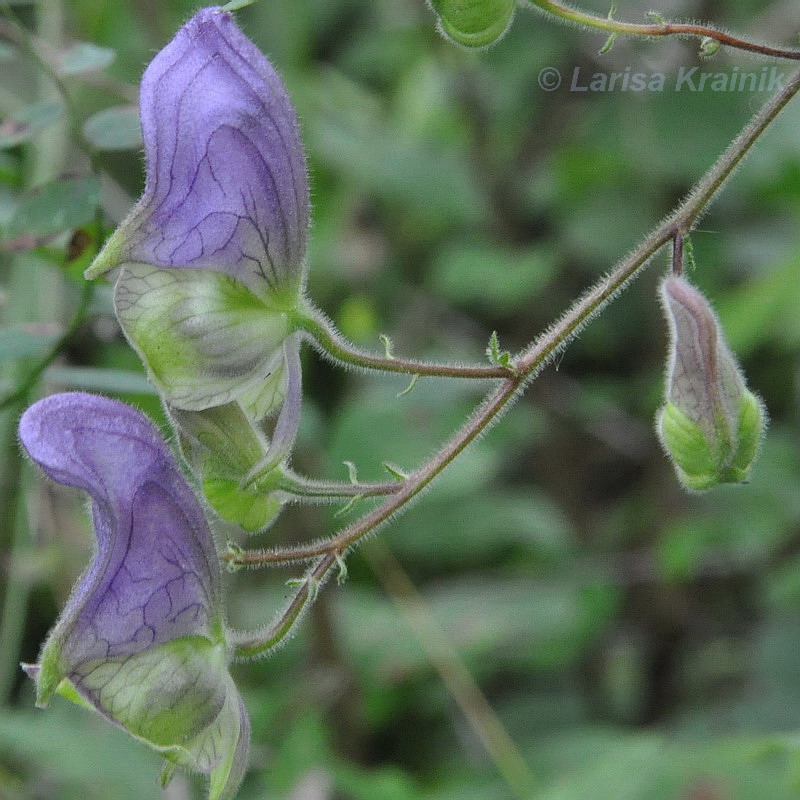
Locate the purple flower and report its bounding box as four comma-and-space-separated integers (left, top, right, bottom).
87, 6, 309, 298
19, 393, 249, 800
84, 7, 309, 414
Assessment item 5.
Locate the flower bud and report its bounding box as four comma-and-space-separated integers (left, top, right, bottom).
429, 0, 515, 48
656, 275, 766, 491
19, 393, 249, 800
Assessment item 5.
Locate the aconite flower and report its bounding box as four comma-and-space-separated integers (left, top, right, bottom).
19, 393, 249, 800
85, 6, 309, 414
657, 275, 766, 491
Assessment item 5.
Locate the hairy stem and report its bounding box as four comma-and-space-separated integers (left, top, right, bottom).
276, 469, 402, 502
297, 304, 514, 380
527, 0, 800, 60
231, 553, 336, 659
229, 66, 800, 597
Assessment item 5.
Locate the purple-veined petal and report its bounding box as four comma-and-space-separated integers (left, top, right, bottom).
19, 392, 249, 799
86, 7, 309, 303
19, 392, 222, 676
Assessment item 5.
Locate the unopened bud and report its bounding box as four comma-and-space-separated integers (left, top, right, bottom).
656, 275, 766, 491
429, 0, 515, 48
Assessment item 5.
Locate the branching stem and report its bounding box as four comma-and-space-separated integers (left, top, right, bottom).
231, 67, 800, 659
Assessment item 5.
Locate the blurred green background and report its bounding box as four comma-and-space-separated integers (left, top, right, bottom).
3, 0, 800, 798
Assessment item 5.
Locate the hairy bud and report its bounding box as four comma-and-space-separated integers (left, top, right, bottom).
656, 275, 766, 491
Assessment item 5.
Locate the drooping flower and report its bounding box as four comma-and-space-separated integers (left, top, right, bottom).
19, 392, 249, 800
85, 6, 309, 415
656, 275, 766, 491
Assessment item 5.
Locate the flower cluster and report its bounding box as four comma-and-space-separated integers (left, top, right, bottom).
21, 7, 310, 797
18, 5, 772, 799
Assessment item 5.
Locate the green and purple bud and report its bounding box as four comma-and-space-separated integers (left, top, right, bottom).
19, 393, 249, 800
656, 275, 766, 491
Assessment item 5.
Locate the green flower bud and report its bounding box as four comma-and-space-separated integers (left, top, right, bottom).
656, 275, 766, 491
429, 0, 515, 48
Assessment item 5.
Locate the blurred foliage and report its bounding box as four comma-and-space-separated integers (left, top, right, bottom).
3, 0, 800, 799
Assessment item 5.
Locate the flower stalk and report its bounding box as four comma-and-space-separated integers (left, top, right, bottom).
526, 0, 800, 61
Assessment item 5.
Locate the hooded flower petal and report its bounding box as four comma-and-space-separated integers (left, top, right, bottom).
19, 392, 249, 800
84, 7, 308, 417
86, 6, 309, 302
657, 276, 766, 491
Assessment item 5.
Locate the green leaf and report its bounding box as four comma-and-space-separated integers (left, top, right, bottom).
0, 704, 161, 800
0, 101, 65, 149
82, 105, 142, 151
57, 42, 116, 75
6, 175, 99, 238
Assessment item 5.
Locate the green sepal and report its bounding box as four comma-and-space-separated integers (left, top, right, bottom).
657, 402, 718, 491
51, 677, 97, 712
430, 0, 515, 48
729, 389, 766, 477
26, 634, 247, 799
28, 633, 65, 708
658, 394, 765, 491
169, 402, 285, 532
114, 263, 291, 410
36, 637, 248, 800
66, 638, 227, 745
169, 403, 268, 475
203, 472, 283, 532
238, 354, 287, 422
84, 222, 126, 279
